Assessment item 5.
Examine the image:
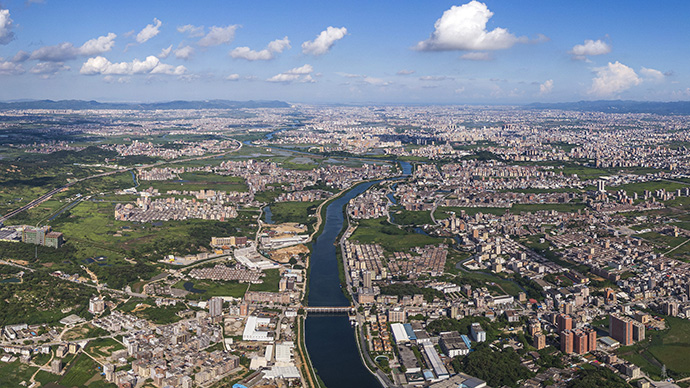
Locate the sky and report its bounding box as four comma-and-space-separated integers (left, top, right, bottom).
0, 0, 689, 104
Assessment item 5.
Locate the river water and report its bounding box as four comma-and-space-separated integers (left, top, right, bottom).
305, 161, 411, 388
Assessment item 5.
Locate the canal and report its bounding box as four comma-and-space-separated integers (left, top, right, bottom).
305, 162, 411, 388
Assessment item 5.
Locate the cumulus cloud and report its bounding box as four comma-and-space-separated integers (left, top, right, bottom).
174, 45, 194, 60
30, 62, 70, 78
267, 64, 314, 83
198, 25, 238, 47
302, 26, 347, 56
640, 67, 665, 81
0, 60, 23, 75
12, 50, 30, 63
0, 8, 15, 45
30, 33, 117, 62
539, 79, 553, 94
80, 33, 117, 56
570, 39, 611, 60
231, 36, 290, 61
589, 61, 640, 96
461, 51, 491, 61
158, 45, 172, 59
397, 69, 415, 75
80, 55, 186, 76
177, 24, 204, 37
136, 18, 162, 44
225, 73, 240, 81
416, 1, 527, 51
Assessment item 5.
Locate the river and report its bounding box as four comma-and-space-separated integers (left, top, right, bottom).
305, 161, 411, 388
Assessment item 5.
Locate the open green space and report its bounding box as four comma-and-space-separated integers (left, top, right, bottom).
390, 208, 432, 225
349, 217, 447, 252
618, 316, 690, 378
0, 270, 94, 325
249, 269, 281, 292
119, 298, 189, 324
269, 201, 320, 227
86, 338, 126, 358
59, 353, 101, 387
511, 203, 586, 213
616, 180, 688, 196
0, 360, 38, 387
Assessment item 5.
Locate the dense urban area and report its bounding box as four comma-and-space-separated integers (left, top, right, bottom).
2, 101, 690, 388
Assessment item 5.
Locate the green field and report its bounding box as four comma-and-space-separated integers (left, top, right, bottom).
615, 180, 688, 196
618, 316, 690, 378
0, 360, 38, 387
511, 203, 586, 213
269, 201, 320, 226
59, 353, 102, 387
349, 217, 447, 252
390, 209, 433, 225
249, 269, 281, 292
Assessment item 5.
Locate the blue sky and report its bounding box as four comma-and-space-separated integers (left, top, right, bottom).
0, 0, 688, 104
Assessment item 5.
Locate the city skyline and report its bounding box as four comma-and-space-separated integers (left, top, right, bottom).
0, 0, 688, 103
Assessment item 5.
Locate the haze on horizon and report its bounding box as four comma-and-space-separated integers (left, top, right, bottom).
0, 0, 687, 104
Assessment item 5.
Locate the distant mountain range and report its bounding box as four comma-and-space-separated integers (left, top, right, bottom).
0, 99, 291, 110
527, 100, 690, 115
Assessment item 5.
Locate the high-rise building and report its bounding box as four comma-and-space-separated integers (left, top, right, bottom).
556, 314, 573, 333
51, 359, 62, 374
663, 301, 679, 317
560, 330, 574, 354
471, 323, 486, 342
587, 328, 597, 352
363, 270, 372, 289
209, 297, 223, 317
597, 180, 606, 193
534, 333, 546, 350
610, 314, 634, 346
632, 321, 645, 342
89, 296, 105, 315
573, 331, 588, 354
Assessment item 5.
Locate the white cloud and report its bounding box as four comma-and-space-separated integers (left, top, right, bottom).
363, 76, 390, 86
80, 55, 186, 76
80, 33, 117, 56
231, 36, 290, 61
0, 9, 15, 45
302, 26, 347, 56
30, 33, 118, 62
174, 45, 194, 60
420, 75, 451, 81
589, 61, 640, 96
0, 60, 23, 75
416, 1, 527, 51
225, 73, 240, 81
30, 62, 70, 78
136, 18, 162, 44
198, 25, 238, 47
570, 39, 611, 60
640, 67, 665, 81
12, 51, 29, 62
30, 42, 79, 61
267, 64, 314, 83
539, 79, 553, 94
158, 45, 172, 59
397, 69, 415, 75
177, 24, 204, 37
461, 52, 491, 61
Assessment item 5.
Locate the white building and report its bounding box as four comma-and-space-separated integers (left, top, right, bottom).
242, 316, 274, 341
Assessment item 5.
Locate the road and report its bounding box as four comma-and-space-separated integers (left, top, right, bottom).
0, 139, 242, 223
